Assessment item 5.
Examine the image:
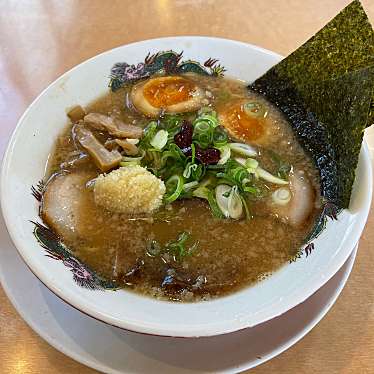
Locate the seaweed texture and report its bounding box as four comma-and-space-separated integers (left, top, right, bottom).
272, 0, 374, 127
251, 1, 374, 208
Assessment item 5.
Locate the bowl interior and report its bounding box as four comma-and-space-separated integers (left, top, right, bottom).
1, 37, 372, 337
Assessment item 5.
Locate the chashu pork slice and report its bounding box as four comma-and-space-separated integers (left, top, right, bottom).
41, 171, 103, 243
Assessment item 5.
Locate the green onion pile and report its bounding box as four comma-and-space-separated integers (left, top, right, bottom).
123, 106, 290, 220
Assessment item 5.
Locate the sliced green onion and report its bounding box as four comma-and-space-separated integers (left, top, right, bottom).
228, 186, 243, 219
234, 157, 247, 166
191, 143, 196, 163
245, 158, 258, 169
272, 187, 291, 205
206, 189, 224, 218
215, 185, 243, 219
193, 125, 213, 149
229, 143, 257, 157
215, 184, 231, 218
119, 161, 140, 167
194, 132, 212, 149
257, 167, 288, 185
194, 114, 219, 129
227, 160, 249, 184
243, 101, 268, 118
142, 121, 158, 145
213, 127, 228, 147
165, 231, 198, 261
241, 178, 258, 194
193, 186, 224, 218
146, 150, 162, 169
144, 120, 158, 132
183, 163, 198, 178
161, 143, 185, 164
183, 181, 199, 191
240, 195, 252, 220
161, 114, 183, 130
191, 164, 204, 181
192, 109, 220, 148
164, 175, 184, 203
192, 186, 208, 199
215, 159, 250, 189
243, 185, 258, 194
150, 129, 168, 150
218, 145, 231, 165
194, 121, 211, 133
122, 150, 145, 163
198, 176, 216, 189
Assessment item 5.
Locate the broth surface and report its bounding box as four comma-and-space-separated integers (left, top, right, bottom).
45, 75, 320, 301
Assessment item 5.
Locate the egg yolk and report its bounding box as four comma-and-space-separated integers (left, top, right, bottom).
143, 76, 196, 108
223, 103, 264, 141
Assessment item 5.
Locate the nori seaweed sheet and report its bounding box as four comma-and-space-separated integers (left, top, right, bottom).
250, 1, 374, 208
250, 70, 339, 204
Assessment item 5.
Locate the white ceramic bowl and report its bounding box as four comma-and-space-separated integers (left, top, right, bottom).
1, 37, 372, 337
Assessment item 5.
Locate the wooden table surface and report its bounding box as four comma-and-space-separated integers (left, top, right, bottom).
1, 1, 374, 373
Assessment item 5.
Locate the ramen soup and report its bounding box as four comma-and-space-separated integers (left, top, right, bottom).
41, 74, 321, 301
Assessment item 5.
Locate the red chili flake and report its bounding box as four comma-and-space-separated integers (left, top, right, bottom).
195, 145, 220, 165
174, 121, 220, 164
174, 120, 193, 149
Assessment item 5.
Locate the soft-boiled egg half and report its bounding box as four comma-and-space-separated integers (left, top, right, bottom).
218, 99, 269, 145
130, 76, 205, 117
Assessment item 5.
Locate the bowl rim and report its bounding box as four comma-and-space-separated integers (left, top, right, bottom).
1, 36, 373, 337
